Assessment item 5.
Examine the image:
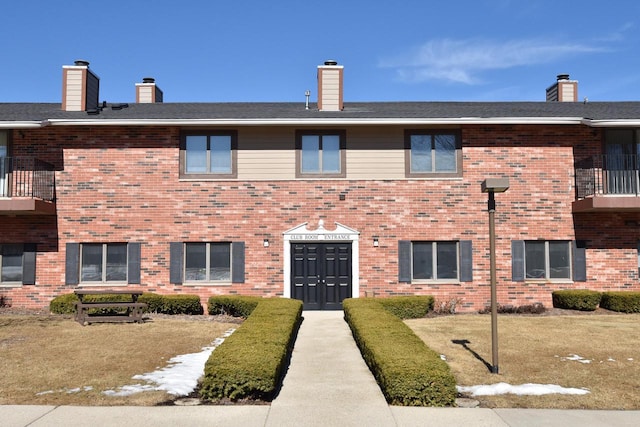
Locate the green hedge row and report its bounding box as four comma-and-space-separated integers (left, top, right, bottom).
377, 295, 434, 319
208, 295, 262, 317
343, 297, 457, 406
49, 292, 203, 315
200, 297, 303, 401
600, 291, 640, 313
552, 290, 602, 311
552, 289, 640, 313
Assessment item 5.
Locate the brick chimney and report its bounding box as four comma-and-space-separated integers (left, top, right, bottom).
317, 60, 344, 111
61, 60, 100, 111
546, 74, 578, 102
136, 77, 163, 103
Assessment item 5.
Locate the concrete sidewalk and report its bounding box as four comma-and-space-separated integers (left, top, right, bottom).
2, 311, 640, 426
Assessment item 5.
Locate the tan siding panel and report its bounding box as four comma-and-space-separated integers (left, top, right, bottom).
237, 128, 296, 180
346, 128, 405, 179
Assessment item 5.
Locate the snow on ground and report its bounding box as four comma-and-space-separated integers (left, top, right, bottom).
457, 383, 590, 396
102, 328, 235, 397
556, 354, 592, 364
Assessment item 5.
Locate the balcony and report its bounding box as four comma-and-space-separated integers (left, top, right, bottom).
574, 155, 640, 212
0, 156, 56, 215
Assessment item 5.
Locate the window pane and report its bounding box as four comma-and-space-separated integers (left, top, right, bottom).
185, 136, 208, 173
525, 241, 546, 279
411, 135, 432, 172
106, 244, 127, 281
81, 244, 103, 282
436, 242, 458, 279
185, 243, 206, 281
210, 135, 232, 173
1, 245, 23, 282
322, 135, 341, 173
301, 135, 320, 173
549, 241, 571, 279
412, 242, 433, 280
434, 134, 456, 171
209, 243, 231, 281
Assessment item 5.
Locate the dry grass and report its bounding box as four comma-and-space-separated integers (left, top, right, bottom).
0, 314, 236, 406
406, 313, 640, 409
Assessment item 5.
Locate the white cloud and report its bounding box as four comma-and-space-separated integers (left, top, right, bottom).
380, 38, 605, 85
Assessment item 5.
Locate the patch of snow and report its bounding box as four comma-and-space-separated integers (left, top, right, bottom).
440, 354, 447, 361
103, 328, 235, 397
457, 382, 590, 396
560, 354, 591, 364
628, 358, 634, 362
36, 386, 93, 396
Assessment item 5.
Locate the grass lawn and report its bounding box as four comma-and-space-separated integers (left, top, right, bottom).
405, 312, 640, 410
0, 314, 236, 406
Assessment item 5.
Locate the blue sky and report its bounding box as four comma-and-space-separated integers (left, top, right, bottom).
2, 0, 640, 103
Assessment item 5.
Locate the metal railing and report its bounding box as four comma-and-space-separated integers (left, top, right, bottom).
0, 157, 55, 201
575, 154, 640, 199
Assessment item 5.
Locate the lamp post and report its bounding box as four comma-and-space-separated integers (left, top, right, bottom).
481, 177, 509, 374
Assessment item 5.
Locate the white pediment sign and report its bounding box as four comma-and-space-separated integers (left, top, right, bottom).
283, 220, 360, 242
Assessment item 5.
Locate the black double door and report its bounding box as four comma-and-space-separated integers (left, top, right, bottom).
291, 242, 352, 310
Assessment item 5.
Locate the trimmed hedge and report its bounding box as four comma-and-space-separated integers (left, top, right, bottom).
600, 291, 640, 313
208, 295, 262, 318
377, 295, 434, 319
49, 292, 203, 315
200, 297, 303, 401
343, 298, 457, 406
552, 289, 601, 311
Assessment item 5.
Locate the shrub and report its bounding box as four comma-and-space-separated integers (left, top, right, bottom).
479, 303, 546, 315
600, 291, 640, 313
200, 298, 303, 401
49, 293, 78, 314
157, 294, 203, 315
208, 295, 262, 317
50, 292, 202, 315
552, 289, 601, 311
377, 295, 434, 319
343, 298, 457, 406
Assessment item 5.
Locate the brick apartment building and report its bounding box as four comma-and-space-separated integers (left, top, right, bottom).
1, 60, 640, 311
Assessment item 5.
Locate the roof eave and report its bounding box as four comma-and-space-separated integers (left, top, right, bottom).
0, 121, 46, 129
44, 117, 585, 126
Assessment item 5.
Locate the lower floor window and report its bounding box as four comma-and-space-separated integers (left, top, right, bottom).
80, 243, 128, 283
412, 241, 458, 280
1, 244, 23, 283
525, 241, 571, 280
184, 242, 231, 282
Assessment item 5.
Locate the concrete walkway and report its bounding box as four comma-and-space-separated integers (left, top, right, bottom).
2, 311, 640, 426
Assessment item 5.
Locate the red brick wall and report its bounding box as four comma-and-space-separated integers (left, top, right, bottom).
2, 124, 640, 312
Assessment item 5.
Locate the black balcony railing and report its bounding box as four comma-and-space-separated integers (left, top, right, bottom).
575, 154, 640, 199
0, 156, 55, 201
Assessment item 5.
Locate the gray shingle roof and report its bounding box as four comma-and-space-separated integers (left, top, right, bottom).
2, 101, 640, 123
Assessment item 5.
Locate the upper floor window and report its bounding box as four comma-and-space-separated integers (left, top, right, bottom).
512, 240, 586, 282
405, 130, 462, 177
296, 130, 346, 178
0, 243, 36, 286
180, 131, 237, 179
398, 240, 473, 283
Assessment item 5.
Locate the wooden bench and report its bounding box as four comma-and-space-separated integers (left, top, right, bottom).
74, 289, 147, 325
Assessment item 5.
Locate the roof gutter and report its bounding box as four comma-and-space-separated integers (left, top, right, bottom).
582, 119, 640, 127
44, 117, 585, 126
0, 121, 46, 129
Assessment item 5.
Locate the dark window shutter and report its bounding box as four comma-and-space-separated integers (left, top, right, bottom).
459, 240, 473, 282
512, 240, 525, 282
22, 243, 37, 285
232, 241, 245, 283
65, 243, 80, 285
169, 242, 183, 284
572, 240, 587, 282
398, 240, 412, 283
128, 243, 141, 284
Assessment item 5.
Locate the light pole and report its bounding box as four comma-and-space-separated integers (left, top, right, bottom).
481, 177, 509, 374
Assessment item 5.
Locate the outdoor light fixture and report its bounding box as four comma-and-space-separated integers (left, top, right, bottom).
263, 239, 269, 248
373, 237, 379, 247
481, 177, 509, 374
